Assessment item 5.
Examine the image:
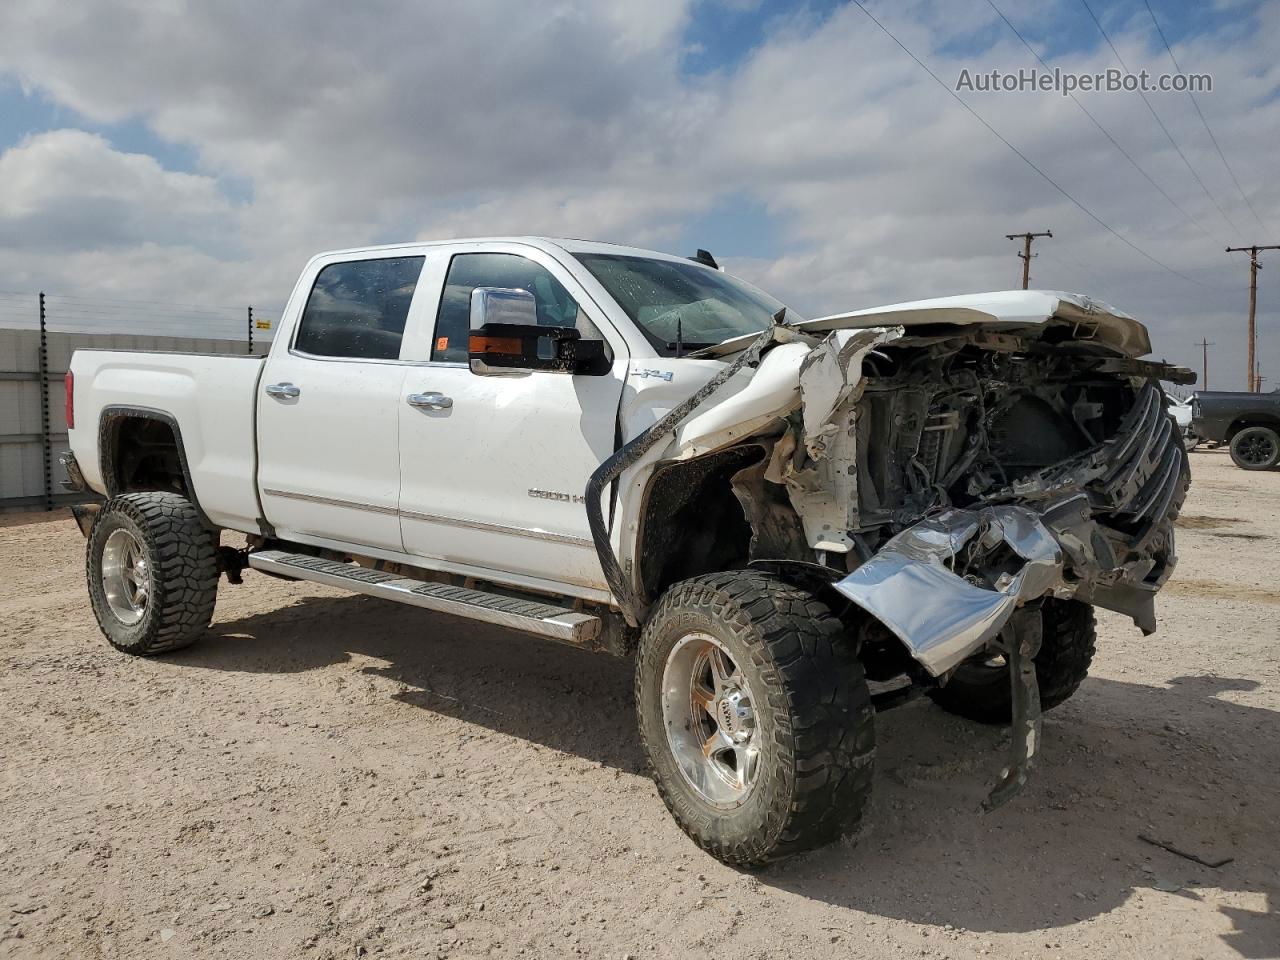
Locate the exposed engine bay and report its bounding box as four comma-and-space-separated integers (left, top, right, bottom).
586, 293, 1192, 807
769, 325, 1190, 677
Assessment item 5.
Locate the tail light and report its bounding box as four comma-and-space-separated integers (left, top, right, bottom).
65, 371, 74, 430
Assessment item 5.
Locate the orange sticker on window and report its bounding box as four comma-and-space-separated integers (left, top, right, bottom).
436, 336, 449, 351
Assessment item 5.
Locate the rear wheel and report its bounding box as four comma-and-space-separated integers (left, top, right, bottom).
635, 571, 874, 867
1229, 426, 1280, 470
86, 492, 219, 655
928, 598, 1096, 725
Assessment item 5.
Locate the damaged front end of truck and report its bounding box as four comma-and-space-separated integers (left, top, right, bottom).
589, 291, 1193, 806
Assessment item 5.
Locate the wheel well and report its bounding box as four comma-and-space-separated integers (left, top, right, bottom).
635, 446, 763, 604
102, 413, 189, 498
1227, 417, 1280, 441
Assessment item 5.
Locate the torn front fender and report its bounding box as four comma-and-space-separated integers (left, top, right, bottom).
832, 505, 1063, 676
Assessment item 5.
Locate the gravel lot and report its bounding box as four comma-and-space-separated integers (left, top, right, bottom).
1, 447, 1277, 960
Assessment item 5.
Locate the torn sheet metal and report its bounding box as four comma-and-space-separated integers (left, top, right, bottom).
833, 505, 1063, 677
797, 327, 904, 460
983, 607, 1044, 811
779, 327, 903, 552
672, 339, 813, 460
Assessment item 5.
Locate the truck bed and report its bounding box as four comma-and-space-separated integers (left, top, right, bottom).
68, 350, 266, 532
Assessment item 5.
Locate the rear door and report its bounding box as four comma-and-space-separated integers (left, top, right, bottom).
396, 244, 629, 592
257, 253, 428, 551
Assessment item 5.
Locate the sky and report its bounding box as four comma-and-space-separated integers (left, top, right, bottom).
0, 0, 1277, 388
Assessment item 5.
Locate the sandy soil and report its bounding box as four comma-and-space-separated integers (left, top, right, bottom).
1, 447, 1277, 960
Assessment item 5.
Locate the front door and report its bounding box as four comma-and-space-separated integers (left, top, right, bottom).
397, 247, 628, 591
257, 253, 428, 551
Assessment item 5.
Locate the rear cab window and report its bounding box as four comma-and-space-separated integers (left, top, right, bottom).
294, 256, 425, 360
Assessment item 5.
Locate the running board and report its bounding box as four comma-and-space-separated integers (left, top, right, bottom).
248, 550, 601, 645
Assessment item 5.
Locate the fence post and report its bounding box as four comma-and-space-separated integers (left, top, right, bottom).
38, 292, 53, 512
248, 305, 254, 355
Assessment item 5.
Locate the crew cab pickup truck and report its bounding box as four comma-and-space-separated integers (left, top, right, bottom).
1191, 389, 1280, 470
64, 237, 1193, 865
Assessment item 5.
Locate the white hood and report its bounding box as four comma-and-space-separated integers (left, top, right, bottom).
801, 290, 1152, 358
697, 290, 1152, 359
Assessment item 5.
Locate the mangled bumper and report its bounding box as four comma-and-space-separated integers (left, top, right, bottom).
833, 506, 1062, 675
834, 381, 1188, 677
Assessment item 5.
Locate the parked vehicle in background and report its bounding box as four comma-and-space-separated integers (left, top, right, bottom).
1166, 395, 1199, 451
61, 237, 1193, 865
1191, 390, 1280, 470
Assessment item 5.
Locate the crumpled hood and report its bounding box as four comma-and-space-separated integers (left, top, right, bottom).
801, 290, 1152, 358
696, 290, 1152, 359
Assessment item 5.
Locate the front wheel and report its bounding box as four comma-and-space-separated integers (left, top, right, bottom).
86, 492, 219, 655
928, 598, 1096, 725
1229, 426, 1280, 470
635, 572, 875, 867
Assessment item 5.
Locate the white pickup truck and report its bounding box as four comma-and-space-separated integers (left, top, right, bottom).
63, 237, 1192, 865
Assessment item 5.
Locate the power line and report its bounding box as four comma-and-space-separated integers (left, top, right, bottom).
1077, 0, 1242, 237
1142, 0, 1271, 240
1034, 245, 1107, 290
985, 0, 1216, 240
847, 0, 1210, 288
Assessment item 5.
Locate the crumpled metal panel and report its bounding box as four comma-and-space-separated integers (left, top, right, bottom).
797, 327, 904, 460
780, 327, 903, 552
833, 505, 1063, 676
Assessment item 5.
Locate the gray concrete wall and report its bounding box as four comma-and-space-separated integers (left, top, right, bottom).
0, 327, 264, 512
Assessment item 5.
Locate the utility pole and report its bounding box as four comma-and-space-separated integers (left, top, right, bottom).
1194, 337, 1214, 390
1006, 230, 1052, 289
1225, 244, 1280, 392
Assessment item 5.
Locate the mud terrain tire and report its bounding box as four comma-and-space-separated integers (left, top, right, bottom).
927, 598, 1096, 725
1229, 426, 1280, 471
86, 492, 219, 655
635, 571, 874, 867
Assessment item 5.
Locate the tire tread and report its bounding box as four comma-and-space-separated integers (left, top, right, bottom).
86, 491, 218, 655
636, 571, 875, 866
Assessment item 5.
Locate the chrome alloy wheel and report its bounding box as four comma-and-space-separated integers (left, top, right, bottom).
101, 528, 150, 625
661, 632, 761, 807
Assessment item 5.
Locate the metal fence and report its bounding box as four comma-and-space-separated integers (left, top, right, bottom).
0, 291, 281, 514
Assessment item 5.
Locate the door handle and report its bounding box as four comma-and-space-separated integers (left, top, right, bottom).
407, 391, 453, 410
265, 382, 301, 399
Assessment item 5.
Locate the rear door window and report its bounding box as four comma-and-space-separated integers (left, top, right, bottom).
294, 256, 425, 360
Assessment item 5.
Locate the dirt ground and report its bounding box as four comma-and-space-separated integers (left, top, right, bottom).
1, 447, 1277, 960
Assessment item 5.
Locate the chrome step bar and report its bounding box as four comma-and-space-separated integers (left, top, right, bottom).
248, 550, 601, 645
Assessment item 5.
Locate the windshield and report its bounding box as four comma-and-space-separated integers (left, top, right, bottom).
572, 253, 803, 356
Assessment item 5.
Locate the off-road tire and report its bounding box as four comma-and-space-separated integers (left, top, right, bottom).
927, 598, 1096, 725
635, 571, 875, 867
86, 492, 219, 655
1229, 426, 1280, 471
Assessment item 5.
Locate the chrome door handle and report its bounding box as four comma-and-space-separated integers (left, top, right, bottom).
265, 382, 301, 399
407, 391, 453, 410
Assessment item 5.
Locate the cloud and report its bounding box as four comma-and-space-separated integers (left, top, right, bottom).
0, 129, 234, 254
0, 0, 1276, 385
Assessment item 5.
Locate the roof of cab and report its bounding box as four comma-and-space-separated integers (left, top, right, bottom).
309, 236, 699, 265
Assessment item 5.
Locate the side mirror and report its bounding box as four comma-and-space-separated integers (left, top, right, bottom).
468, 287, 607, 375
